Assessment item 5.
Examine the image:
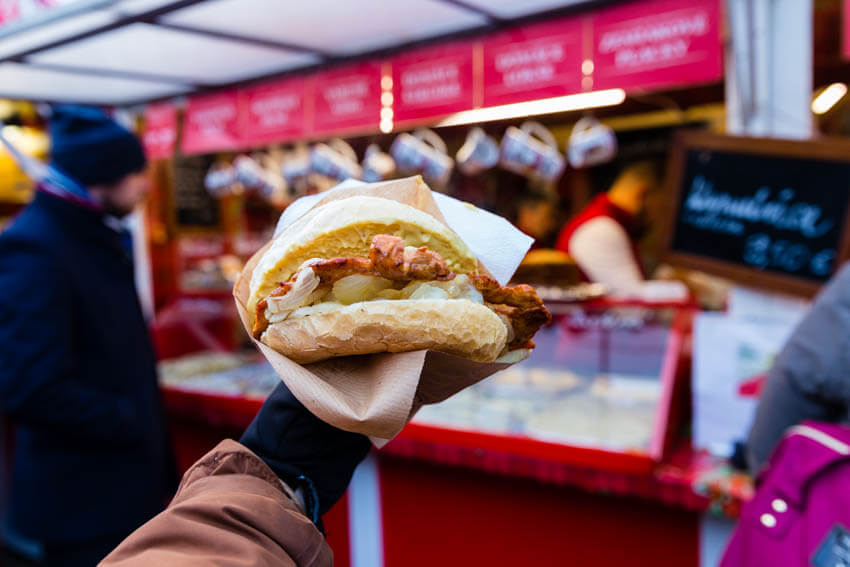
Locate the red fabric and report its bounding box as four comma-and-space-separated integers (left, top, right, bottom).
379, 454, 701, 567
381, 434, 713, 512
555, 193, 645, 280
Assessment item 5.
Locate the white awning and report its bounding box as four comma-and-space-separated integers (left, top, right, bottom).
0, 0, 596, 106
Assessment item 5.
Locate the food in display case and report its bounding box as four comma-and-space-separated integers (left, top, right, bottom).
247, 194, 550, 364
413, 302, 687, 457
177, 235, 241, 292
533, 283, 607, 302
158, 351, 279, 399
526, 376, 660, 449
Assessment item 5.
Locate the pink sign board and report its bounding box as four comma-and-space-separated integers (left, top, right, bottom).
238, 77, 306, 146
482, 17, 584, 107
592, 0, 722, 92
844, 0, 850, 59
0, 0, 19, 26
181, 91, 240, 155
313, 62, 382, 135
392, 41, 476, 123
1, 0, 76, 28
142, 102, 177, 160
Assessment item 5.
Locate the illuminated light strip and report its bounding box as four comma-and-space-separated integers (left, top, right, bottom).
811, 83, 847, 115
436, 89, 627, 127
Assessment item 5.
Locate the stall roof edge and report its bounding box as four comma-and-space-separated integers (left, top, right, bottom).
0, 0, 613, 107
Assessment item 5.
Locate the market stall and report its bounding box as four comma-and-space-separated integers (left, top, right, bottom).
136, 1, 733, 564
157, 297, 753, 567
10, 0, 847, 565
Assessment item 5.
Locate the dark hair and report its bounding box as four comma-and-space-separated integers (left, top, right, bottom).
615, 160, 659, 187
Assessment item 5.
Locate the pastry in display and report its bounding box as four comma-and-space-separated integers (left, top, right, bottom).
525, 394, 656, 451
528, 368, 583, 392
158, 351, 246, 381
159, 353, 280, 399
590, 374, 661, 404
525, 373, 660, 451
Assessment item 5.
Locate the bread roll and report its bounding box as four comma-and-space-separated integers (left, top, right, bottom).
246, 193, 550, 365
260, 299, 508, 364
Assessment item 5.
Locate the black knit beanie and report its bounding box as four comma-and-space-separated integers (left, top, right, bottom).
49, 105, 147, 188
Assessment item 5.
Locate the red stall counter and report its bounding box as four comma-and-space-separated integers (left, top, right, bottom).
158, 299, 748, 567
396, 299, 694, 475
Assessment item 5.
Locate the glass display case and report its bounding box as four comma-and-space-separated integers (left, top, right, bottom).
409, 299, 693, 473
156, 297, 693, 474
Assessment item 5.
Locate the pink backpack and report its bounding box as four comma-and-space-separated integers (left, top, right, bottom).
721, 421, 850, 567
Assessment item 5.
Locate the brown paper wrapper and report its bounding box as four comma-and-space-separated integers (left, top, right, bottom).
233, 177, 517, 445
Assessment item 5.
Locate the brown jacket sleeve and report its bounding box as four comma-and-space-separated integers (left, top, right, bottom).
100, 439, 333, 567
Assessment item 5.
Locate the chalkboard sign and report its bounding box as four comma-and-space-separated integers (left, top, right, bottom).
664, 132, 850, 296
172, 154, 220, 228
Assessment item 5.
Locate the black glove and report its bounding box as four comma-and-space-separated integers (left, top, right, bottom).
241, 381, 371, 525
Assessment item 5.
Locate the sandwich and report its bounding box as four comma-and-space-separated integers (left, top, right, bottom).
247, 195, 551, 364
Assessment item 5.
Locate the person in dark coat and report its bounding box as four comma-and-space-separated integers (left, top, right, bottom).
0, 106, 177, 566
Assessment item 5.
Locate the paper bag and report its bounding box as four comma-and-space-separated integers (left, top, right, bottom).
233, 176, 532, 445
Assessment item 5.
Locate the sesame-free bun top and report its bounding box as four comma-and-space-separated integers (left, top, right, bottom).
247, 196, 479, 319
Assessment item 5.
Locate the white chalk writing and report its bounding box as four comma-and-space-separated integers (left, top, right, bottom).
683, 175, 833, 238
566, 309, 646, 331
742, 233, 835, 276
